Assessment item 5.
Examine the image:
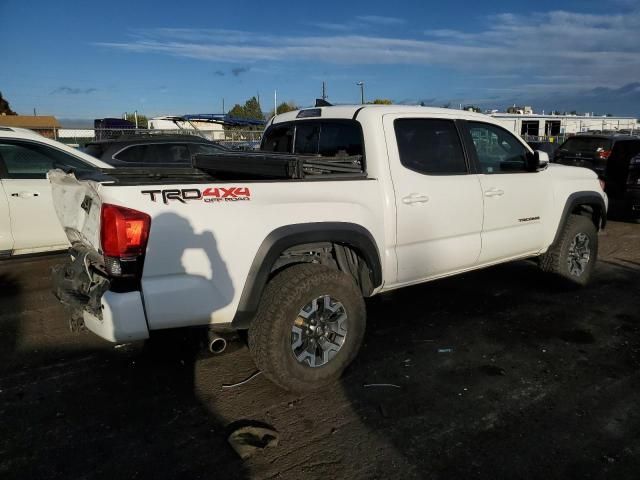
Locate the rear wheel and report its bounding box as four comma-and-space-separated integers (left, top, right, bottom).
248, 264, 366, 391
539, 214, 598, 286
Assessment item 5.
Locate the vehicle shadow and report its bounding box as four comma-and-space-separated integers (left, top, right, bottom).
0, 273, 21, 368
0, 213, 250, 479
338, 259, 640, 478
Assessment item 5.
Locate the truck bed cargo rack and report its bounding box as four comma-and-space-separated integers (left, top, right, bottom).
192, 151, 365, 180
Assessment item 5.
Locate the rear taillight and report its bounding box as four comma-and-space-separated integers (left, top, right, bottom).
597, 149, 611, 160
100, 204, 151, 259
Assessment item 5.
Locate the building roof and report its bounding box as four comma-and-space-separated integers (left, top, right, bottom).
0, 115, 61, 129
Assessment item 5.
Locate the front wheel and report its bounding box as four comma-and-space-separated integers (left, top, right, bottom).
248, 264, 366, 391
539, 214, 598, 286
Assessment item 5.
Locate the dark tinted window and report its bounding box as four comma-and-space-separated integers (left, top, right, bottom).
0, 141, 94, 179
261, 125, 294, 153
294, 123, 320, 154
560, 137, 612, 154
261, 121, 364, 157
468, 122, 529, 174
394, 119, 467, 175
114, 145, 145, 163
318, 122, 362, 156
114, 144, 190, 163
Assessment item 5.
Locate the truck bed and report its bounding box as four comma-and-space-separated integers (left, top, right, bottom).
70, 151, 366, 186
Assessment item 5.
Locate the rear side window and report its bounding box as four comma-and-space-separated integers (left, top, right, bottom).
560, 137, 612, 153
394, 118, 467, 175
114, 145, 145, 163
114, 144, 191, 164
261, 121, 363, 158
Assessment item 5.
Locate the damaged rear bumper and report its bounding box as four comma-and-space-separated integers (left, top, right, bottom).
52, 245, 149, 342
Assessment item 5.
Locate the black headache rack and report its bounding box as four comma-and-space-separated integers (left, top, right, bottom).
71, 167, 214, 185
191, 151, 365, 180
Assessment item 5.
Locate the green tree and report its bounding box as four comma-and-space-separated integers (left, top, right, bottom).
228, 104, 245, 118
0, 91, 17, 115
226, 96, 265, 131
368, 98, 393, 105
125, 112, 148, 128
227, 96, 264, 120
276, 101, 298, 114
266, 101, 299, 119
463, 105, 482, 113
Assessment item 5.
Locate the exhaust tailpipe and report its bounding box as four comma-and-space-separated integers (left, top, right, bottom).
208, 330, 227, 354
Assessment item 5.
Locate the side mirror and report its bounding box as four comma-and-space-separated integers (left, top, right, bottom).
526, 150, 549, 171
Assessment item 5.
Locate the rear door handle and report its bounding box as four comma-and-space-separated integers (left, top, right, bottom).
484, 188, 504, 197
11, 191, 40, 198
402, 193, 430, 205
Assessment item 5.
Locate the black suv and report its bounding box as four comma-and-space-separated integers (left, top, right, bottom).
83, 135, 228, 168
554, 134, 640, 216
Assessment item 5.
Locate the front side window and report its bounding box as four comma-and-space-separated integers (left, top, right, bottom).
394, 118, 467, 175
468, 122, 529, 174
0, 141, 94, 179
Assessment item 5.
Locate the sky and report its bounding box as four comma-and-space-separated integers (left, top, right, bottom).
1, 0, 640, 121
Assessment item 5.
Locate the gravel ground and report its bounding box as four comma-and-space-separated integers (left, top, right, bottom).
0, 221, 638, 480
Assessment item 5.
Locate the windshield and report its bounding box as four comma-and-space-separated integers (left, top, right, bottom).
560, 137, 612, 154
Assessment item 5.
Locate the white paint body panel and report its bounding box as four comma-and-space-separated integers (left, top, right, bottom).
0, 128, 111, 256
83, 290, 149, 342
0, 182, 13, 253
48, 106, 607, 342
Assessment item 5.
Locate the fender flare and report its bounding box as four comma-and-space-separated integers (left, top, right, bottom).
232, 222, 382, 329
551, 191, 607, 246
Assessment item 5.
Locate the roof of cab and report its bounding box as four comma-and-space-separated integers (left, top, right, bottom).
270, 104, 493, 124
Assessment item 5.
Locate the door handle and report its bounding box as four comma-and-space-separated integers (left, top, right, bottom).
402, 193, 430, 205
484, 188, 504, 197
11, 191, 40, 198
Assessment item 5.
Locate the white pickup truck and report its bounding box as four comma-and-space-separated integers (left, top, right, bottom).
50, 105, 607, 391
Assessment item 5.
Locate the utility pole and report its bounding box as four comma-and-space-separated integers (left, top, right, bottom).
356, 81, 365, 105
274, 90, 277, 116
134, 110, 139, 128
222, 98, 225, 115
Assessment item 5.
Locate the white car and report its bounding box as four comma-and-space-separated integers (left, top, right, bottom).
50, 105, 607, 391
0, 127, 110, 257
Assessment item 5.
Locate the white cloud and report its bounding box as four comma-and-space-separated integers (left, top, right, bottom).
356, 15, 406, 25
96, 10, 640, 89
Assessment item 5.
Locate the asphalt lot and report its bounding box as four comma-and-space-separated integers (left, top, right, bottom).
1, 221, 639, 480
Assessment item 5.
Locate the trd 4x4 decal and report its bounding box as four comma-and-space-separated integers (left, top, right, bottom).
142, 187, 251, 204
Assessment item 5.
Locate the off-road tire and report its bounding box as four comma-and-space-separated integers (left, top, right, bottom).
539, 214, 598, 286
248, 264, 366, 391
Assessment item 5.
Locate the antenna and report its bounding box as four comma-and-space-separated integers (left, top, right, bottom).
322, 81, 327, 101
